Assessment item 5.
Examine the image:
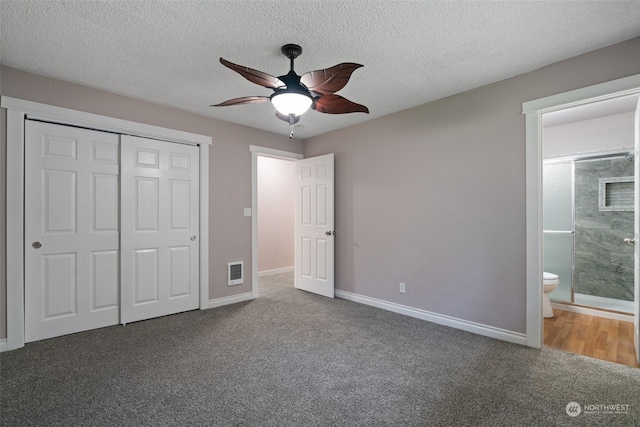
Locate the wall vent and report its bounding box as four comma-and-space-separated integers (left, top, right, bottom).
599, 176, 634, 211
228, 262, 243, 286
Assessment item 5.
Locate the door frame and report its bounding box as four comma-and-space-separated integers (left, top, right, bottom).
522, 74, 640, 348
1, 96, 212, 351
250, 145, 303, 297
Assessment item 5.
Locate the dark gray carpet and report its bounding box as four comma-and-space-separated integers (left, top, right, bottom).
1, 272, 639, 426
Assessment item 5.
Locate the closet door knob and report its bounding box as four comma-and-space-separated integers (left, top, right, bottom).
190, 235, 197, 241
32, 242, 42, 249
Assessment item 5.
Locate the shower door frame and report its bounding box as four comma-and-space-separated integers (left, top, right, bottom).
542, 157, 576, 305
543, 151, 635, 307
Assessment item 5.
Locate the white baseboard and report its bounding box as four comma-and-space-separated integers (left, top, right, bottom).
207, 292, 255, 309
258, 266, 294, 277
0, 339, 7, 352
335, 290, 527, 346
551, 302, 633, 322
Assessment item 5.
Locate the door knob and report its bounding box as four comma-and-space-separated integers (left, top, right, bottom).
190, 235, 197, 241
624, 237, 635, 245
32, 242, 42, 249
325, 230, 334, 236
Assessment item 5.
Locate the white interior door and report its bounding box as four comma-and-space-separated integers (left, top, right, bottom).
634, 96, 640, 364
24, 121, 120, 342
120, 135, 200, 324
294, 154, 335, 298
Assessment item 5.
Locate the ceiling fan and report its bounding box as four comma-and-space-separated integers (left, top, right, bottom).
212, 44, 369, 136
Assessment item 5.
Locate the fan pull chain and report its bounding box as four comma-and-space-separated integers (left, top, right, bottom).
289, 114, 295, 139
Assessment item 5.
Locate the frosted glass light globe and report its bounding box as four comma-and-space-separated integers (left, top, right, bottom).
271, 92, 313, 116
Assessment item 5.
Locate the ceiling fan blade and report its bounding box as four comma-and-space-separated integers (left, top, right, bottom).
312, 94, 369, 114
275, 111, 300, 125
300, 63, 364, 95
220, 58, 285, 89
210, 96, 270, 107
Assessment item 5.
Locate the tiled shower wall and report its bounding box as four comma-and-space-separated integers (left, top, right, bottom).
574, 157, 634, 301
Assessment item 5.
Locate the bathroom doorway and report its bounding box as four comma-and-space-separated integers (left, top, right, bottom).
541, 94, 640, 367
524, 74, 640, 365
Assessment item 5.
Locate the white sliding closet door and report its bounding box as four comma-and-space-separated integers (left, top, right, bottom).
120, 135, 200, 324
24, 121, 120, 342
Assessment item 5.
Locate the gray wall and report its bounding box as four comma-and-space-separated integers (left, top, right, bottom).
2, 38, 640, 342
304, 37, 640, 334
574, 157, 634, 301
0, 66, 304, 339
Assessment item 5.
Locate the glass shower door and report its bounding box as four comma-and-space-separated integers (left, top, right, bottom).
543, 161, 574, 302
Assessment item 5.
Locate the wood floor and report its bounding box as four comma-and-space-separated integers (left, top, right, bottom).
544, 308, 639, 368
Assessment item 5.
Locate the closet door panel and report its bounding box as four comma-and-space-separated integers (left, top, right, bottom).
24, 121, 120, 342
133, 248, 160, 304
91, 250, 119, 310
121, 135, 200, 324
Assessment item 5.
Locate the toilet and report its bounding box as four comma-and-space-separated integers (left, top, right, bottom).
543, 272, 559, 318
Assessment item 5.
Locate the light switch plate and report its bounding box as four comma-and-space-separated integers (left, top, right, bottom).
244, 208, 252, 217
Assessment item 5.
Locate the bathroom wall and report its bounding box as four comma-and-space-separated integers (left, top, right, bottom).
574, 157, 634, 301
543, 111, 635, 158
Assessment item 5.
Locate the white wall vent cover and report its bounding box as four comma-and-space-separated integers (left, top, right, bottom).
228, 262, 243, 286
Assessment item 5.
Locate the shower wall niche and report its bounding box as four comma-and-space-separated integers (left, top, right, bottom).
574, 156, 634, 302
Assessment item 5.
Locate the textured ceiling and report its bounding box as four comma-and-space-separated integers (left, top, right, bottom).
1, 1, 640, 139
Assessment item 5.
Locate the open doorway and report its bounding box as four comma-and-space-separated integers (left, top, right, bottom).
541, 96, 640, 367
249, 145, 303, 297
250, 146, 336, 299
523, 75, 640, 360
257, 156, 295, 279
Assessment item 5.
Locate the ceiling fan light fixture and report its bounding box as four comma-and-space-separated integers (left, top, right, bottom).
214, 43, 368, 129
271, 92, 313, 116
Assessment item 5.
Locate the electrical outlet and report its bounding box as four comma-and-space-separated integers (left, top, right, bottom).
399, 282, 406, 293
